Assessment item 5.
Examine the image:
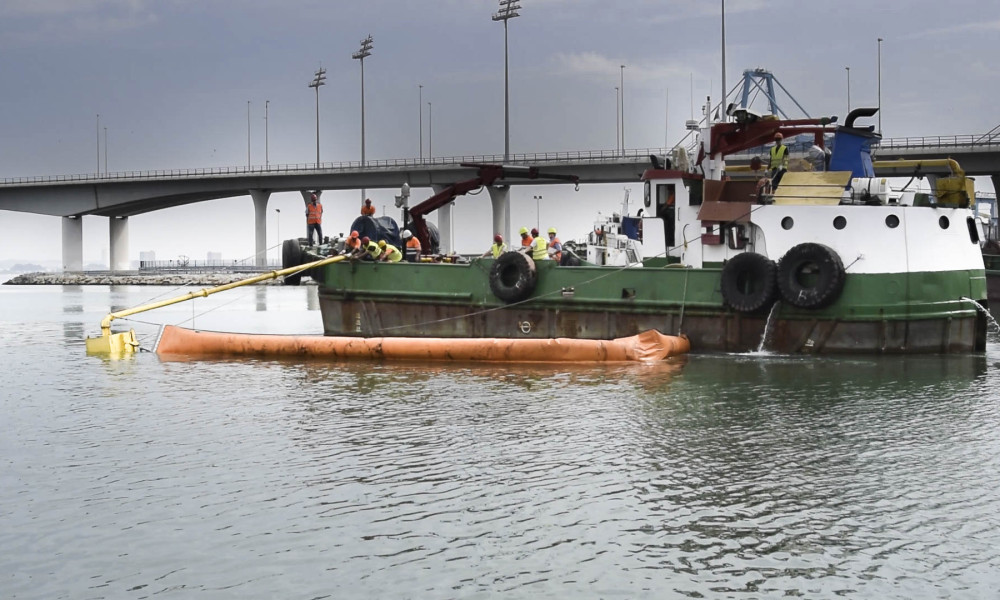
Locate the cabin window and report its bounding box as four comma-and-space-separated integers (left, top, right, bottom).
644, 181, 652, 208
685, 179, 703, 206
885, 214, 900, 229
967, 217, 981, 243
833, 216, 847, 230
939, 216, 950, 230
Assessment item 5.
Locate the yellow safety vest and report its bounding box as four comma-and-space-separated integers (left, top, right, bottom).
382, 244, 403, 262
490, 242, 507, 258
532, 237, 548, 261
769, 145, 788, 170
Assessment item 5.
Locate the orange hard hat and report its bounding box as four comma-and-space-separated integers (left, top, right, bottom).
350, 230, 359, 238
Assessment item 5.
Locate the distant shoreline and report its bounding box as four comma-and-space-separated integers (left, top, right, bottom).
4, 271, 294, 286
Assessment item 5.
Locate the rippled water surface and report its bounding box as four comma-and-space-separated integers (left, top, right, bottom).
3, 284, 1000, 599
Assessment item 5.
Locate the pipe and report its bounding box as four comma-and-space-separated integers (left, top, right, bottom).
872, 158, 965, 178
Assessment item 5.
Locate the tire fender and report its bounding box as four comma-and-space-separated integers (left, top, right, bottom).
489, 252, 538, 303
720, 252, 778, 313
776, 243, 846, 309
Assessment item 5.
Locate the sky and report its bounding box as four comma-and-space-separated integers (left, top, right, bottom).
1, 0, 998, 266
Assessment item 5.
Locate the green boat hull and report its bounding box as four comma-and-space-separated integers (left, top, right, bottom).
315, 259, 988, 354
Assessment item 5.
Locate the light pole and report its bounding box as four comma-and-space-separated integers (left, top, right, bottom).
353, 35, 373, 167
619, 64, 626, 156
265, 100, 270, 168
877, 37, 883, 134
533, 194, 541, 231
275, 208, 280, 247
96, 114, 100, 175
845, 66, 851, 113
418, 84, 423, 161
103, 127, 107, 173
493, 0, 521, 162
427, 101, 432, 158
247, 100, 251, 168
309, 67, 326, 168
615, 86, 620, 154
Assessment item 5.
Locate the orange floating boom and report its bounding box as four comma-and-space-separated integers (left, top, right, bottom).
155, 325, 690, 363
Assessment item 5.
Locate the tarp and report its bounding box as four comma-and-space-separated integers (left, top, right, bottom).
155, 325, 691, 363
348, 216, 441, 254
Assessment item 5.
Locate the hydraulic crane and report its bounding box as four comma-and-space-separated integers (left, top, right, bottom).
406, 163, 580, 252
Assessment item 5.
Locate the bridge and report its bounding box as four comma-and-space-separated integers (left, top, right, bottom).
3, 131, 1000, 271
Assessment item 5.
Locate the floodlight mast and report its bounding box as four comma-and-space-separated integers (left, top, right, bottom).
308, 67, 327, 168
352, 35, 374, 169
492, 0, 521, 162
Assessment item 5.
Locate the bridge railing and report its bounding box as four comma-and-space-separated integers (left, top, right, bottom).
877, 134, 1000, 150
0, 148, 663, 186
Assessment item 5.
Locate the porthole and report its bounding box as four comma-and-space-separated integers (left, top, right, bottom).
939, 216, 950, 230
833, 216, 847, 230
781, 216, 794, 230
885, 214, 899, 229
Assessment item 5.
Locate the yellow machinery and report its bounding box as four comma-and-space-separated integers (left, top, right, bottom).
85, 255, 345, 357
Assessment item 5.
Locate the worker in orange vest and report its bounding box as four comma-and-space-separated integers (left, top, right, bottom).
401, 230, 422, 262
361, 198, 376, 216
306, 193, 323, 246
547, 227, 562, 262
344, 230, 363, 257
519, 226, 533, 248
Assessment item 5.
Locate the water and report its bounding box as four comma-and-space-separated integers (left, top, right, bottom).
3, 284, 1000, 599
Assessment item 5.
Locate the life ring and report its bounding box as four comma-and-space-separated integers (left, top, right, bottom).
489, 252, 537, 303
776, 243, 845, 309
720, 252, 777, 313
281, 239, 303, 286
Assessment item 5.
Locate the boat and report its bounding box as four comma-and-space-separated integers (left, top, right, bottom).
282, 105, 989, 354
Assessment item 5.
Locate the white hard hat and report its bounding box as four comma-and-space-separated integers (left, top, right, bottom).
402, 230, 412, 239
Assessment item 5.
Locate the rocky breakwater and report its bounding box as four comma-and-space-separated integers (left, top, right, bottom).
5, 271, 292, 286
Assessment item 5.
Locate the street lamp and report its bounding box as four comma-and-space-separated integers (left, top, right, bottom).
845, 66, 851, 113
533, 194, 541, 231
96, 114, 100, 175
615, 86, 620, 154
352, 34, 373, 167
308, 67, 326, 168
418, 84, 423, 161
275, 208, 281, 246
265, 100, 270, 168
247, 100, 251, 168
427, 101, 432, 158
877, 37, 883, 134
620, 64, 626, 156
493, 0, 521, 162
103, 127, 107, 174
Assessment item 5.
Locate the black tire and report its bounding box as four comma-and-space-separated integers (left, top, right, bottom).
281, 239, 303, 286
489, 252, 538, 303
720, 252, 777, 313
776, 243, 845, 309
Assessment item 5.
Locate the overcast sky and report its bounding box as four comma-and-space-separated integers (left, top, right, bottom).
2, 0, 998, 265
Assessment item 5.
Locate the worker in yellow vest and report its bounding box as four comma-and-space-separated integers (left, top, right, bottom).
365, 240, 382, 260
377, 240, 403, 263
525, 227, 548, 260
306, 193, 323, 246
481, 234, 507, 258
769, 132, 789, 189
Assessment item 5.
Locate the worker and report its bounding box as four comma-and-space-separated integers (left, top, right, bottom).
344, 230, 363, 257
519, 226, 533, 248
526, 227, 548, 260
546, 227, 562, 262
377, 240, 403, 263
769, 132, 789, 189
361, 198, 376, 216
365, 239, 382, 260
481, 234, 507, 258
401, 229, 421, 262
305, 193, 323, 246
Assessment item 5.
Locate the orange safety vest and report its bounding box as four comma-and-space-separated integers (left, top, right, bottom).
345, 237, 361, 251
361, 203, 376, 216
549, 237, 562, 262
521, 235, 533, 248
306, 202, 323, 224
406, 237, 422, 254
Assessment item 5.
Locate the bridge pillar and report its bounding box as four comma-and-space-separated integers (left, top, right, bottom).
251, 189, 271, 267
109, 216, 130, 271
487, 185, 511, 246
431, 185, 453, 254
61, 216, 83, 272
992, 175, 1000, 201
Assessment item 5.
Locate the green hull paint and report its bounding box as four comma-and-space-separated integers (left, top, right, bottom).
316, 258, 988, 354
